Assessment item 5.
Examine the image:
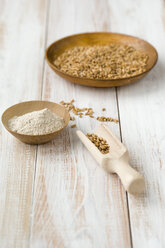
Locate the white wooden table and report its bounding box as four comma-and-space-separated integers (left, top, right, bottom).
0, 0, 164, 247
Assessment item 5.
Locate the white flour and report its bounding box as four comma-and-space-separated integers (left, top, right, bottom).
8, 108, 65, 135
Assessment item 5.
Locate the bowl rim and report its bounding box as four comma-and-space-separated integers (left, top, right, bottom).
1, 100, 70, 137
45, 31, 158, 82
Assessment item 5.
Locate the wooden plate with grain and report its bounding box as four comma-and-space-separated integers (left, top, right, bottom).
45, 32, 158, 87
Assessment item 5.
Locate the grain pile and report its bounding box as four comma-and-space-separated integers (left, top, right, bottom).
86, 133, 110, 154
54, 44, 148, 80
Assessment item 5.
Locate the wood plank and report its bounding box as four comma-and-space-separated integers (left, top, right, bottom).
107, 0, 165, 246
0, 0, 47, 246
30, 0, 131, 247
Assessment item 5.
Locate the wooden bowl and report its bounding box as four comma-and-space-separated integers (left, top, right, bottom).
1, 100, 70, 145
45, 32, 158, 87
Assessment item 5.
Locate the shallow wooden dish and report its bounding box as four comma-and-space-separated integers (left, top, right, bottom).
45, 32, 158, 87
1, 100, 70, 145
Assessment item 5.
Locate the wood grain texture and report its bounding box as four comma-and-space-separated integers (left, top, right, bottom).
30, 0, 131, 247
0, 0, 47, 246
107, 0, 165, 247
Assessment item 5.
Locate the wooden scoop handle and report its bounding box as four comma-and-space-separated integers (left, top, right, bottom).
107, 161, 145, 194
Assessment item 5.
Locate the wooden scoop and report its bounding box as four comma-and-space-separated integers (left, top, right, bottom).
76, 124, 145, 194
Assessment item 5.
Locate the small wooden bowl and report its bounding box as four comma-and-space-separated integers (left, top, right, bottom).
1, 100, 70, 145
45, 32, 158, 87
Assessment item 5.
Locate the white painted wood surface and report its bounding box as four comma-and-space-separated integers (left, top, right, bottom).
0, 0, 47, 246
0, 0, 165, 247
30, 1, 131, 247
110, 0, 165, 247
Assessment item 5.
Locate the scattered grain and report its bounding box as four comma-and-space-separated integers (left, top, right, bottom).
60, 99, 118, 126
70, 116, 75, 121
97, 116, 119, 123
71, 124, 76, 128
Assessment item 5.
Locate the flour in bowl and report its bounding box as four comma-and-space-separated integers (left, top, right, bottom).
8, 108, 65, 135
